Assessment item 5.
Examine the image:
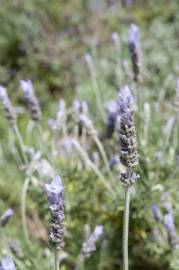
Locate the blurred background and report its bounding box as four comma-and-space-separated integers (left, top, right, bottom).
1, 0, 179, 269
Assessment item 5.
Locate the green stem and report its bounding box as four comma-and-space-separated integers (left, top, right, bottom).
88, 61, 105, 122
93, 136, 110, 175
37, 122, 44, 151
86, 156, 115, 196
123, 186, 131, 270
55, 248, 59, 270
73, 141, 115, 196
75, 254, 84, 270
13, 125, 28, 164
21, 176, 31, 243
26, 120, 35, 145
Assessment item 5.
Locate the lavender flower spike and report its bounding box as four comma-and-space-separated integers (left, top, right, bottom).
106, 100, 118, 138
118, 86, 138, 172
151, 204, 163, 223
1, 256, 16, 270
0, 208, 14, 227
20, 80, 42, 121
0, 86, 16, 125
128, 24, 140, 82
164, 212, 179, 249
45, 175, 65, 251
82, 225, 103, 259
119, 86, 139, 270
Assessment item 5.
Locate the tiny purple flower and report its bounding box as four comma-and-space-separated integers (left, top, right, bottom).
128, 24, 140, 81
1, 256, 16, 270
19, 79, 41, 121
0, 209, 14, 227
164, 213, 175, 233
84, 53, 92, 64
0, 86, 8, 102
128, 24, 139, 49
82, 225, 103, 258
19, 80, 34, 97
118, 85, 134, 124
45, 175, 64, 206
151, 204, 162, 222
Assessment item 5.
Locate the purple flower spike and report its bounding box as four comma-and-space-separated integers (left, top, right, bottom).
0, 208, 14, 227
45, 175, 65, 250
1, 256, 16, 270
164, 213, 175, 232
118, 86, 138, 171
128, 24, 140, 81
82, 225, 103, 258
151, 204, 163, 222
128, 24, 139, 49
164, 212, 179, 249
19, 79, 41, 121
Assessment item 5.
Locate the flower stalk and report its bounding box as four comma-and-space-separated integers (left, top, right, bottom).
123, 185, 130, 270
118, 86, 139, 270
45, 175, 65, 270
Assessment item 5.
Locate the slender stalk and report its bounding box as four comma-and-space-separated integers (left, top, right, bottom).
85, 156, 115, 196
25, 120, 35, 145
55, 248, 59, 270
73, 141, 115, 196
123, 186, 131, 270
88, 61, 105, 122
21, 176, 31, 243
75, 254, 84, 270
37, 122, 44, 151
93, 136, 110, 174
13, 124, 27, 164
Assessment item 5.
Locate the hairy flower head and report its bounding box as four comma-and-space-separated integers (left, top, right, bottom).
118, 86, 138, 169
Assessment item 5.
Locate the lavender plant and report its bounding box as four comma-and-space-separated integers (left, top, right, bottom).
0, 86, 27, 164
118, 86, 139, 270
75, 225, 103, 270
128, 24, 140, 82
19, 80, 41, 122
45, 175, 65, 270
